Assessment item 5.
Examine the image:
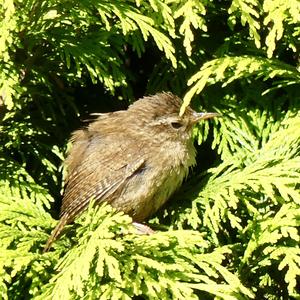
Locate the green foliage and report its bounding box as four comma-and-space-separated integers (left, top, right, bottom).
182, 56, 300, 113
34, 203, 253, 299
228, 0, 300, 57
0, 0, 299, 299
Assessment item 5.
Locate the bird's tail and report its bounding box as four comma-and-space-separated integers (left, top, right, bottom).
43, 214, 69, 252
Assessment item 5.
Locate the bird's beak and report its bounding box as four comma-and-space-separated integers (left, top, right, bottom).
191, 112, 220, 124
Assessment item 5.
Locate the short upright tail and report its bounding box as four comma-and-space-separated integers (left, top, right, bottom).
43, 214, 69, 252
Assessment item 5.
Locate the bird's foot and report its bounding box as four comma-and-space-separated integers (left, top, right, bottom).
132, 222, 154, 235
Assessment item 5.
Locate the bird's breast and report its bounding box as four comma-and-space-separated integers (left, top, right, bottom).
110, 140, 197, 221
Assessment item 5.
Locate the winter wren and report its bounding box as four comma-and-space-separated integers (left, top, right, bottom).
43, 92, 218, 251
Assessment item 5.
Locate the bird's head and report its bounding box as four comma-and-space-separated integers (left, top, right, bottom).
129, 92, 219, 143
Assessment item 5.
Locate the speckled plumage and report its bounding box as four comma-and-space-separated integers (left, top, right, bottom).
43, 92, 218, 251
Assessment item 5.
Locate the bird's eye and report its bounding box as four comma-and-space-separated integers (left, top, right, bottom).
170, 121, 183, 129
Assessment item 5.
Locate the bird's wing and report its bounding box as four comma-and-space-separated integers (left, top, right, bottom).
43, 133, 146, 252
60, 134, 146, 222
43, 139, 145, 252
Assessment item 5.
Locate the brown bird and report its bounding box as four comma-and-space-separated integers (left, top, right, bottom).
43, 92, 218, 251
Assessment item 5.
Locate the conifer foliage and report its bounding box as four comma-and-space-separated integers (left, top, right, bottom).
0, 0, 299, 299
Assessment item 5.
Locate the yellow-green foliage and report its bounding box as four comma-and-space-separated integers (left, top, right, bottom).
0, 0, 299, 299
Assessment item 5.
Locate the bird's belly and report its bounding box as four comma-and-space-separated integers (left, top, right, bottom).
110, 165, 187, 222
